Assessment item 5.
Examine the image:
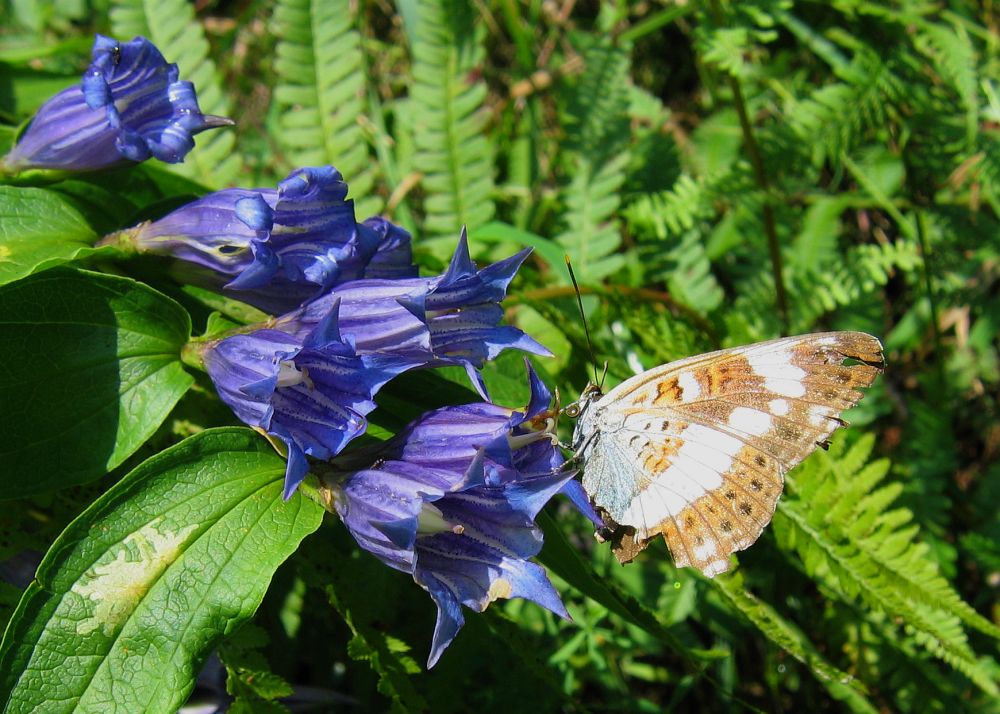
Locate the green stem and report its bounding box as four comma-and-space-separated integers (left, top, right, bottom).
619, 5, 696, 43
914, 210, 944, 382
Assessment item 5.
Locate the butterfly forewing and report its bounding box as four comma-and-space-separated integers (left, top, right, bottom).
576, 331, 884, 577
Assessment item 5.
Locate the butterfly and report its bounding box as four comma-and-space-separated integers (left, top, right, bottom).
563, 331, 884, 577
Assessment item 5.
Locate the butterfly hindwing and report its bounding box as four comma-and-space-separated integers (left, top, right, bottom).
575, 331, 884, 577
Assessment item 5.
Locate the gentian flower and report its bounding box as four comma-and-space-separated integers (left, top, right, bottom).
322, 362, 577, 666
202, 300, 419, 498
1, 35, 231, 174
275, 230, 550, 396
117, 167, 415, 313
358, 216, 419, 281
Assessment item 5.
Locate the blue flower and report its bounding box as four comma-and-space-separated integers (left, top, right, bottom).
203, 300, 419, 498
275, 230, 550, 396
1, 35, 231, 173
125, 167, 415, 313
325, 362, 579, 666
357, 216, 419, 281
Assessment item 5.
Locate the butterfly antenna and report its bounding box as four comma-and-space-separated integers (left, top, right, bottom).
565, 255, 600, 385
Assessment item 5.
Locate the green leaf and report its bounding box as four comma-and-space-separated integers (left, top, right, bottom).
0, 428, 323, 714
0, 268, 194, 498
472, 221, 565, 270
0, 186, 108, 287
555, 39, 631, 282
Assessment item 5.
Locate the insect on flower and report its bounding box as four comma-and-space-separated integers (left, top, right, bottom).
559, 260, 884, 577
564, 332, 884, 577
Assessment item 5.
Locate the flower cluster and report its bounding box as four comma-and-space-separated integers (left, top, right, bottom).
196, 229, 549, 497
15, 33, 580, 668
324, 362, 585, 665
2, 35, 231, 174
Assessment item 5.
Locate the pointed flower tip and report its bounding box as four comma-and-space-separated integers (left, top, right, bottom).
442, 230, 476, 283
305, 297, 343, 348
523, 359, 553, 419
4, 35, 231, 173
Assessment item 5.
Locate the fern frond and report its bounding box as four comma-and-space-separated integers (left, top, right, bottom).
790, 239, 922, 325
637, 232, 724, 313
779, 50, 905, 167
713, 570, 878, 714
624, 174, 720, 239
409, 0, 494, 240
961, 533, 1000, 574
272, 0, 380, 216
774, 435, 1000, 696
556, 153, 627, 282
555, 39, 631, 283
913, 19, 979, 146
110, 0, 239, 187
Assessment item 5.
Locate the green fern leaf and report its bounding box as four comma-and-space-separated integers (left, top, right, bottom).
556, 153, 628, 282
914, 19, 979, 147
409, 0, 494, 241
713, 570, 878, 713
624, 173, 719, 240
110, 0, 239, 187
555, 39, 631, 283
775, 436, 1000, 695
272, 0, 381, 215
781, 50, 905, 167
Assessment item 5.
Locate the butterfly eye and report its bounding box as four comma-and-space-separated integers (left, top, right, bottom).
563, 403, 581, 418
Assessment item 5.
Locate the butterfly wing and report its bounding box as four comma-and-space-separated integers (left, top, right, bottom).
576, 331, 883, 577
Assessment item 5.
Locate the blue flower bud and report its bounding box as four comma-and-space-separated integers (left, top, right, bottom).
2, 35, 232, 173
130, 166, 415, 313
275, 231, 551, 397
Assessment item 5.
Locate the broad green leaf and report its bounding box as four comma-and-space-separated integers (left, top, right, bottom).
0, 268, 194, 498
0, 186, 110, 286
0, 428, 324, 714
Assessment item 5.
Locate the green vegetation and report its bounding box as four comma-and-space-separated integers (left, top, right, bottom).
1, 1, 998, 710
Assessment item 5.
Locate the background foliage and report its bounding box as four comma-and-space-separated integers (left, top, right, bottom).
2, 0, 999, 711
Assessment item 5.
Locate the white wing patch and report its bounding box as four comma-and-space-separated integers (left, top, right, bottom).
728, 407, 772, 436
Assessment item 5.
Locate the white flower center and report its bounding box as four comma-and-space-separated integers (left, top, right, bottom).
417, 504, 464, 536
275, 360, 313, 389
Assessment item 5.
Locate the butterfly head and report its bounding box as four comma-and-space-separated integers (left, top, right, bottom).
561, 382, 602, 420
